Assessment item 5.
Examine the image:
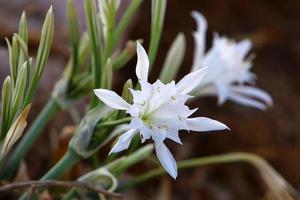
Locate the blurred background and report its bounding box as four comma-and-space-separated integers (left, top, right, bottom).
0, 0, 299, 199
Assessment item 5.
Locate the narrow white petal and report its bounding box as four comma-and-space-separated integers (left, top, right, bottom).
94, 89, 130, 110
151, 132, 166, 144
187, 117, 229, 132
139, 127, 151, 143
167, 130, 182, 144
214, 82, 229, 105
109, 129, 137, 154
228, 92, 267, 110
136, 41, 149, 82
191, 11, 207, 71
155, 142, 178, 179
236, 39, 252, 58
230, 86, 273, 106
176, 67, 207, 95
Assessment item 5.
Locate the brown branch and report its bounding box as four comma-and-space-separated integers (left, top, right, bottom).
0, 180, 122, 198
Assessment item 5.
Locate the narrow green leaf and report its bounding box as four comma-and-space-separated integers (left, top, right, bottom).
84, 0, 103, 89
1, 77, 12, 139
102, 59, 113, 89
18, 11, 28, 45
112, 40, 136, 70
17, 12, 29, 74
34, 6, 54, 81
84, 0, 104, 107
5, 37, 19, 84
121, 79, 133, 103
66, 0, 80, 86
14, 33, 29, 65
148, 0, 167, 68
78, 32, 90, 67
101, 0, 119, 59
11, 37, 20, 77
5, 39, 14, 83
24, 6, 54, 106
159, 33, 186, 83
112, 0, 143, 50
10, 62, 28, 121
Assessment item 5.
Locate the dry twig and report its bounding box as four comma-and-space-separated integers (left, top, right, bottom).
0, 180, 122, 198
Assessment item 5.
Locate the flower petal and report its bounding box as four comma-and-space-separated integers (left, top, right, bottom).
155, 142, 178, 179
187, 117, 229, 132
94, 89, 130, 110
136, 41, 149, 82
215, 82, 230, 105
191, 11, 207, 71
236, 39, 252, 59
230, 85, 273, 106
176, 67, 207, 95
228, 92, 268, 110
109, 129, 137, 154
167, 129, 182, 145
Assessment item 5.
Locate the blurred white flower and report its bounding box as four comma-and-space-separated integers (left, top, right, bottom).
191, 11, 273, 110
94, 42, 228, 179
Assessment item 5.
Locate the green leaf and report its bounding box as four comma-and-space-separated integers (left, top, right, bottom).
10, 62, 28, 121
5, 37, 19, 84
101, 0, 119, 60
121, 79, 133, 103
18, 11, 28, 45
113, 0, 143, 50
112, 40, 136, 70
17, 12, 29, 73
66, 0, 80, 86
148, 0, 167, 68
102, 59, 113, 89
1, 77, 12, 139
159, 33, 186, 83
84, 0, 103, 89
24, 6, 54, 106
14, 34, 29, 70
78, 32, 90, 67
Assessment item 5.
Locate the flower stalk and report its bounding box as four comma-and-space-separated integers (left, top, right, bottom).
118, 152, 297, 200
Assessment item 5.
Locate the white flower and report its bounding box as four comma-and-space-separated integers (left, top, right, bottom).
94, 42, 228, 179
191, 11, 273, 110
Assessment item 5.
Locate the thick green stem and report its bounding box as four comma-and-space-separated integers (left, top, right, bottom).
41, 149, 81, 180
117, 152, 275, 191
3, 98, 60, 179
19, 149, 81, 200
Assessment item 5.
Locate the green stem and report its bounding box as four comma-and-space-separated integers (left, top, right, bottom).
117, 152, 273, 191
41, 149, 81, 180
18, 149, 81, 200
112, 0, 143, 49
96, 117, 131, 129
3, 98, 60, 180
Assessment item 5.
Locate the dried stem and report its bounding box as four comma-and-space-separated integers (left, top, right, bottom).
0, 180, 122, 198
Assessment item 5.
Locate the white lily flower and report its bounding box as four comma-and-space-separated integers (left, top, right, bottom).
191, 11, 273, 110
94, 42, 228, 179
